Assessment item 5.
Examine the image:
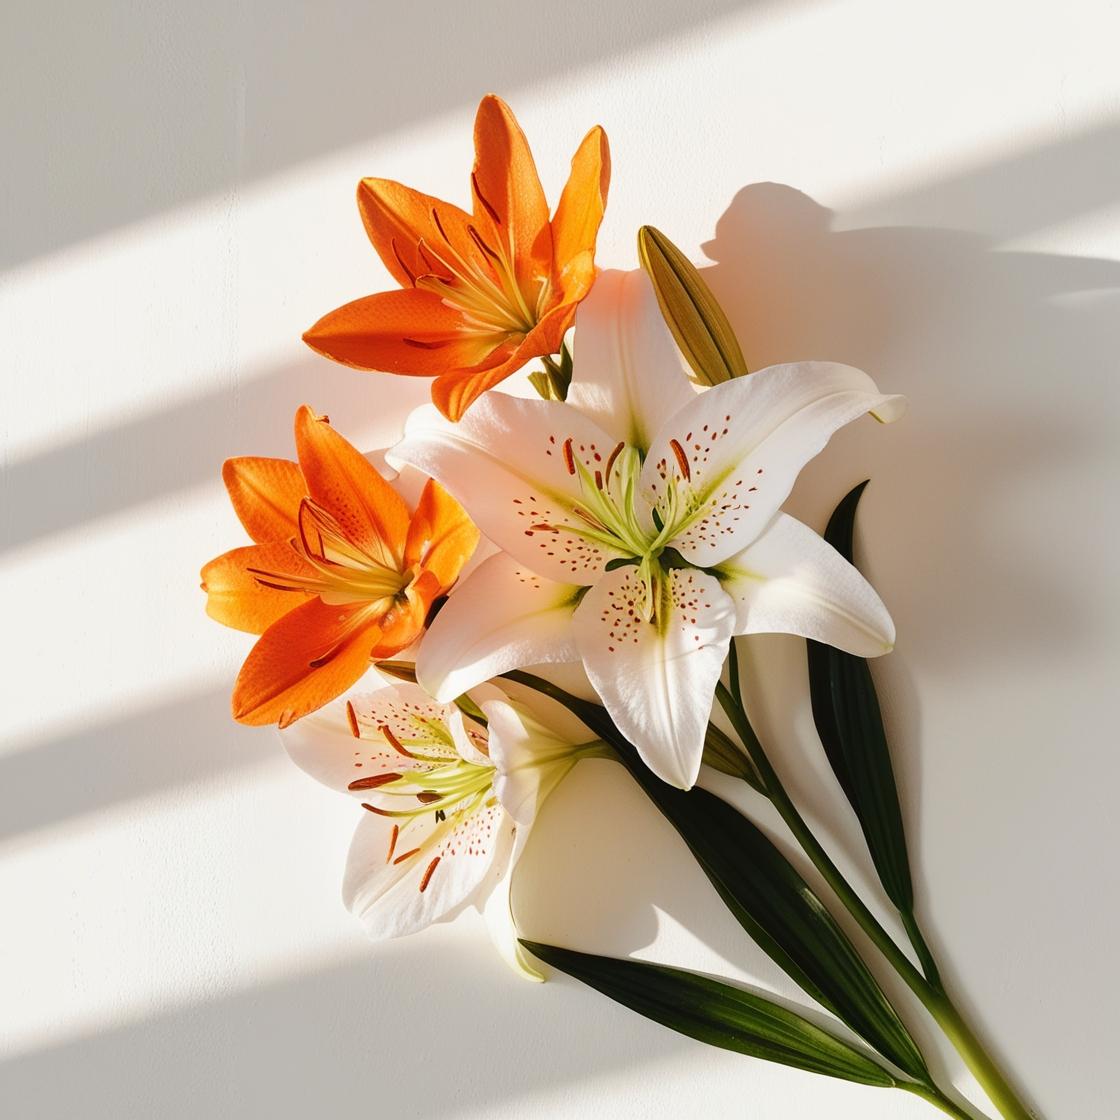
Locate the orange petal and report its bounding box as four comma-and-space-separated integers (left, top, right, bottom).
222, 457, 306, 544
303, 287, 499, 376
357, 178, 480, 290
471, 95, 552, 295
293, 406, 411, 567
431, 300, 577, 420
551, 125, 611, 292
405, 480, 480, 589
369, 570, 439, 659
201, 541, 314, 635
232, 598, 383, 727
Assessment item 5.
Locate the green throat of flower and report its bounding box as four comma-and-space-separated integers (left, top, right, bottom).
555, 442, 708, 624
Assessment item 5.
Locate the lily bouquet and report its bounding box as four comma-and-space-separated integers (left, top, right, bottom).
202, 96, 1037, 1120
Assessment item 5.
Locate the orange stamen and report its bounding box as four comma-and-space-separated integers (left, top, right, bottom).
348, 772, 402, 791
604, 441, 624, 486
669, 438, 691, 481
379, 723, 416, 759
419, 856, 441, 892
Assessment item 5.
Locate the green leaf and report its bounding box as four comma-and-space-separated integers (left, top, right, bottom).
637, 226, 748, 385
500, 671, 929, 1081
521, 941, 898, 1088
807, 483, 914, 916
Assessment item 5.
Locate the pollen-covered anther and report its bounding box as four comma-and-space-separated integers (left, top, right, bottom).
346, 701, 361, 738
348, 772, 402, 791
379, 723, 416, 759
419, 856, 441, 892
604, 441, 624, 486
669, 438, 691, 482
562, 437, 576, 475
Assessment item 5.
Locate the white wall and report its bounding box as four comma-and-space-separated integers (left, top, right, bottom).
2, 2, 1118, 1117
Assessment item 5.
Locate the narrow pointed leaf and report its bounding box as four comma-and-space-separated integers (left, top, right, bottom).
521, 941, 898, 1088
502, 671, 928, 1080
807, 483, 914, 915
637, 225, 747, 385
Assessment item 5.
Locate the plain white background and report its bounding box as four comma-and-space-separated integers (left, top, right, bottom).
2, 2, 1118, 1117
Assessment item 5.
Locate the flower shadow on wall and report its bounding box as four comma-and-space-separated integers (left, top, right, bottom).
703, 182, 1119, 676
689, 182, 1120, 1106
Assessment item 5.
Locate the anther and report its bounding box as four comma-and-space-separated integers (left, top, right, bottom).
430, 207, 452, 246
390, 238, 417, 285
669, 439, 692, 481
419, 856, 441, 892
471, 173, 501, 224
348, 772, 403, 791
379, 724, 416, 759
604, 442, 624, 486
467, 224, 502, 261
346, 701, 360, 738
562, 437, 576, 475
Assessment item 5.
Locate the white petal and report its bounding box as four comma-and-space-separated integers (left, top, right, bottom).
343, 797, 512, 940
641, 362, 906, 567
482, 696, 582, 824
718, 512, 895, 655
280, 683, 458, 797
566, 269, 696, 451
573, 566, 735, 789
391, 397, 628, 584
416, 552, 580, 703
480, 827, 544, 981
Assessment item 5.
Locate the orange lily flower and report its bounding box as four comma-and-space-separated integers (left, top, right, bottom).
201, 405, 479, 728
302, 94, 611, 421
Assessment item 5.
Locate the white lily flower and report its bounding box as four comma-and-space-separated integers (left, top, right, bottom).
392, 269, 906, 790
280, 680, 592, 980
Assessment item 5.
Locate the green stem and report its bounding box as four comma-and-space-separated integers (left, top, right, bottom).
902, 908, 942, 988
904, 1082, 982, 1120
714, 682, 1036, 1120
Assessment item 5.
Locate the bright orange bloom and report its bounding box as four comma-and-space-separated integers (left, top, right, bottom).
303, 94, 611, 421
201, 405, 479, 728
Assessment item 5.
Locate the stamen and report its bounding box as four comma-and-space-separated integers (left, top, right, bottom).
419, 856, 441, 892
430, 207, 452, 245
594, 470, 603, 490
386, 824, 399, 863
572, 506, 607, 531
380, 724, 416, 759
393, 847, 421, 865
604, 442, 624, 486
348, 772, 402, 791
416, 791, 441, 804
467, 224, 502, 261
390, 238, 416, 285
471, 173, 501, 224
402, 337, 452, 350
346, 701, 360, 738
562, 437, 576, 475
669, 439, 692, 481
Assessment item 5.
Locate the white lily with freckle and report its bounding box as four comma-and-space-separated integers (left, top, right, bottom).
391, 268, 906, 790
281, 680, 595, 980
